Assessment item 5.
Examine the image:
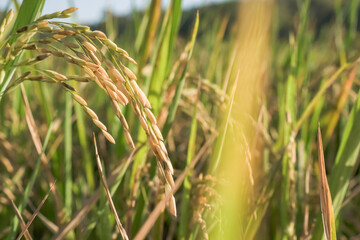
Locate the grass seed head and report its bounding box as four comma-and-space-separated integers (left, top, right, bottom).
85, 106, 99, 120
124, 130, 135, 149
91, 30, 107, 39
72, 93, 88, 106
102, 130, 115, 144
85, 61, 99, 71
103, 79, 117, 92
93, 119, 107, 131
139, 116, 149, 132
145, 108, 157, 124
83, 41, 97, 53
83, 66, 95, 78
61, 82, 75, 91
109, 68, 126, 83
88, 51, 101, 65
152, 124, 164, 141
124, 67, 137, 80
121, 54, 137, 64
116, 82, 130, 99
64, 41, 80, 49
53, 34, 67, 40
61, 7, 78, 14
45, 70, 67, 81
36, 20, 49, 28
115, 89, 129, 105
103, 38, 117, 50
165, 170, 175, 188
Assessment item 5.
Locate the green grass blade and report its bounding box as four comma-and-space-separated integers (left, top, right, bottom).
208, 71, 238, 173
162, 11, 199, 138
74, 99, 95, 192
131, 0, 183, 189
64, 93, 73, 218
346, 0, 360, 47
129, 4, 185, 231
294, 62, 353, 133
135, 0, 161, 67
178, 80, 200, 240
0, 0, 45, 102
146, 0, 182, 111
8, 121, 54, 240
10, 0, 45, 35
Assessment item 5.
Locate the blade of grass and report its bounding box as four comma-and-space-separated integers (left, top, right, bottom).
8, 199, 32, 240
8, 85, 55, 240
145, 0, 182, 111
281, 66, 296, 238
162, 11, 199, 138
312, 89, 360, 239
52, 150, 136, 240
130, 7, 194, 235
16, 183, 55, 240
74, 99, 95, 191
20, 84, 63, 218
317, 125, 337, 240
27, 200, 58, 233
12, 124, 54, 238
178, 78, 201, 240
244, 162, 281, 239
208, 71, 239, 173
135, 0, 161, 67
325, 65, 357, 140
93, 134, 129, 240
35, 83, 53, 126
334, 0, 346, 66
294, 61, 355, 134
130, 0, 183, 199
346, 0, 360, 47
0, 0, 45, 102
64, 93, 72, 218
134, 138, 213, 240
205, 15, 229, 82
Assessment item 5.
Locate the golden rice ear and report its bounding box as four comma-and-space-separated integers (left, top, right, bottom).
121, 54, 137, 64
168, 196, 177, 217
83, 41, 97, 53
165, 184, 177, 217
123, 67, 137, 80
102, 130, 115, 144
152, 124, 164, 141
124, 130, 135, 149
45, 70, 67, 81
109, 68, 126, 83
91, 30, 107, 39
85, 107, 98, 120
61, 7, 78, 14
145, 108, 157, 124
72, 93, 87, 106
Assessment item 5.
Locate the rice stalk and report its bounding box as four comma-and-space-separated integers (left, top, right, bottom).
93, 134, 129, 240
0, 8, 178, 216
16, 183, 55, 240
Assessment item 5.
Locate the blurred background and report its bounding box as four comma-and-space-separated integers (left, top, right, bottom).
0, 0, 229, 24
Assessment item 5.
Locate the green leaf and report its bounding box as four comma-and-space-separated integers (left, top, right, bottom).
312, 89, 360, 239
0, 0, 45, 102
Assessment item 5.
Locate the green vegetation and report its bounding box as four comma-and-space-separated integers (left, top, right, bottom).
1, 0, 360, 239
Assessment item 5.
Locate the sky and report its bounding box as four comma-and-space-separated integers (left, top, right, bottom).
0, 0, 228, 24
